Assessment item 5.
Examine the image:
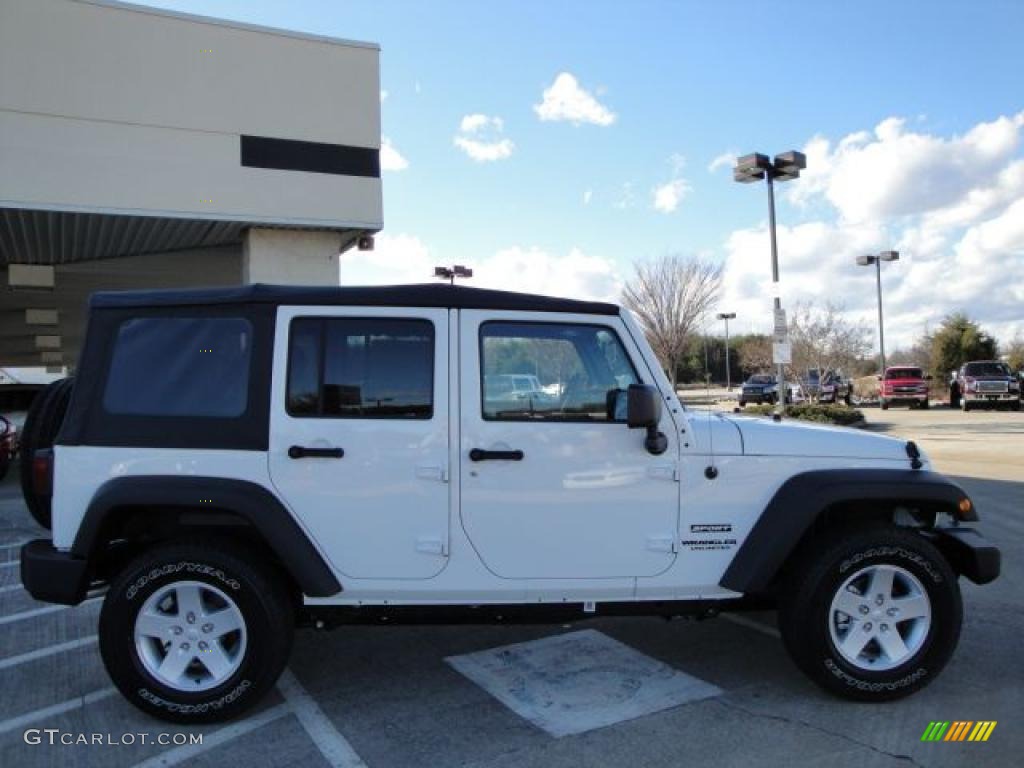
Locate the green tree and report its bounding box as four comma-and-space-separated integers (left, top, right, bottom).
1004, 334, 1024, 372
927, 313, 998, 376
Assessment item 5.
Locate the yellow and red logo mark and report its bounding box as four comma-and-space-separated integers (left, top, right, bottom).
921, 721, 997, 742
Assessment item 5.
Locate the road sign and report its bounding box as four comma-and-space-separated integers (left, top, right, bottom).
773, 307, 788, 341
773, 342, 792, 365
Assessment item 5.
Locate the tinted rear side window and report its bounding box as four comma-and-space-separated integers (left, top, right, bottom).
287, 317, 434, 419
103, 317, 252, 417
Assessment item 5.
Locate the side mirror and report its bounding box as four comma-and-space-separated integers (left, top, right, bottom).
627, 384, 660, 428
626, 384, 667, 455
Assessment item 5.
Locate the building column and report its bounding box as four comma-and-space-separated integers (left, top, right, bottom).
242, 228, 341, 285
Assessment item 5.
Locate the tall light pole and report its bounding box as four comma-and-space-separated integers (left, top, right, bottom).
856, 250, 899, 374
717, 312, 736, 390
734, 151, 806, 410
434, 265, 473, 285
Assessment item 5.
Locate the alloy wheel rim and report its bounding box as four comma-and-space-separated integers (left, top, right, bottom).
134, 580, 247, 692
828, 564, 931, 672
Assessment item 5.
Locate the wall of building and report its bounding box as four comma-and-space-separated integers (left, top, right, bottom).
0, 0, 382, 229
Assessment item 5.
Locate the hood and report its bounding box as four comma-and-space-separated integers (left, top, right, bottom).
688, 411, 911, 461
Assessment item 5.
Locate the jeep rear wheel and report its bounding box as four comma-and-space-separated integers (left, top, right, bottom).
779, 525, 961, 701
100, 540, 294, 723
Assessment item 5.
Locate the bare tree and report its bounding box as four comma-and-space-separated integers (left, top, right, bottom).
737, 335, 773, 375
788, 301, 873, 389
621, 255, 723, 388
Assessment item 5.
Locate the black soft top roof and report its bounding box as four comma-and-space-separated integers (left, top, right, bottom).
89, 283, 620, 316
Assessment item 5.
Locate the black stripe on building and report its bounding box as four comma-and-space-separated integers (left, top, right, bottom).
240, 135, 380, 178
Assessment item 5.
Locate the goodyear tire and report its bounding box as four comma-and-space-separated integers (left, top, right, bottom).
100, 539, 294, 724
779, 525, 961, 702
18, 377, 74, 529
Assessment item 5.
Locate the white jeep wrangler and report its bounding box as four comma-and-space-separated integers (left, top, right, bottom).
20, 284, 1000, 723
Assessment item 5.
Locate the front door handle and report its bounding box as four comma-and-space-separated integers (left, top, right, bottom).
469, 448, 524, 462
288, 445, 344, 459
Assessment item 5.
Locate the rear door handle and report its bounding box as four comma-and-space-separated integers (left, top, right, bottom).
288, 445, 344, 459
469, 448, 524, 462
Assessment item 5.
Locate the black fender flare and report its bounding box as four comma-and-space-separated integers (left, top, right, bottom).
72, 476, 341, 597
719, 469, 975, 594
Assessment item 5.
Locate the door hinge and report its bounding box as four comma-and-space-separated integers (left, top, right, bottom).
646, 536, 678, 554
415, 465, 449, 483
415, 537, 449, 556
647, 465, 680, 482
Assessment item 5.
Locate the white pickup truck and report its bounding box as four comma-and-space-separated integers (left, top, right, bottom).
19, 283, 999, 723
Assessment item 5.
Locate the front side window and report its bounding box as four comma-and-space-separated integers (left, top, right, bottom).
104, 317, 252, 417
481, 322, 639, 421
287, 317, 434, 418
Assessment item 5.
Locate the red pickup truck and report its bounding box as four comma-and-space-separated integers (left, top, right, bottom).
879, 366, 930, 410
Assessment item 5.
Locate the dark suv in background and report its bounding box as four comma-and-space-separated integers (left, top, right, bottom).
739, 374, 780, 406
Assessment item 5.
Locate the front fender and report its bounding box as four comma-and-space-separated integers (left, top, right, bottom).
719, 469, 975, 593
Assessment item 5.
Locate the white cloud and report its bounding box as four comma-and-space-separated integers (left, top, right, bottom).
339, 235, 622, 302
788, 111, 1024, 222
534, 72, 616, 126
380, 137, 408, 171
613, 182, 635, 210
708, 151, 737, 173
453, 113, 514, 162
652, 180, 689, 213
651, 154, 690, 213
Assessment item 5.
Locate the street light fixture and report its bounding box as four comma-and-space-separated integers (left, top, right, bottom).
434, 265, 473, 285
856, 250, 899, 374
717, 312, 736, 390
734, 150, 806, 409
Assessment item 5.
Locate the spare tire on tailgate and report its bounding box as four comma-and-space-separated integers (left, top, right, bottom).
19, 377, 74, 530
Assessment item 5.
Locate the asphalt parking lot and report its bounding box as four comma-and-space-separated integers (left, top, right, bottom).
0, 405, 1021, 768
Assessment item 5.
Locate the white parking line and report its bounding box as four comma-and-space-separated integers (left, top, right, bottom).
130, 703, 291, 768
0, 583, 22, 594
277, 668, 367, 767
0, 635, 98, 671
0, 560, 20, 569
723, 613, 782, 639
0, 687, 117, 736
0, 596, 100, 626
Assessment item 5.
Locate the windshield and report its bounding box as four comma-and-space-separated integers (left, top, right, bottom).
886, 368, 923, 379
964, 362, 1010, 377
748, 375, 774, 384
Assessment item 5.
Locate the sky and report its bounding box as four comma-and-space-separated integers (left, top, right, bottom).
141, 0, 1024, 349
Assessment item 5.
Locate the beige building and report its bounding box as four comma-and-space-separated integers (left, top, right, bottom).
1, 0, 382, 368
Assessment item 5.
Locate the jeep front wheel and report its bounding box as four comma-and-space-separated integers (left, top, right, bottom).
99, 540, 294, 723
779, 525, 961, 701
